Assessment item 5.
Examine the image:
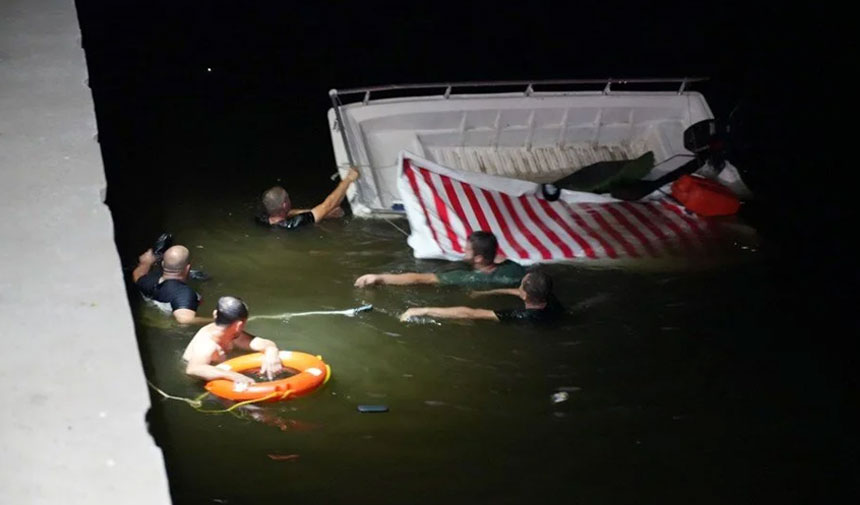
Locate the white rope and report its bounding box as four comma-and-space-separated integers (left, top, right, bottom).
383, 216, 409, 237
248, 304, 373, 322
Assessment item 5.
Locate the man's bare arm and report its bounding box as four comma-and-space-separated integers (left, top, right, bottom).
185, 346, 253, 383
310, 168, 359, 222
234, 332, 282, 378
173, 309, 213, 325
354, 272, 439, 287
132, 249, 157, 282
469, 288, 523, 298
400, 306, 499, 322
233, 332, 277, 352
289, 207, 343, 220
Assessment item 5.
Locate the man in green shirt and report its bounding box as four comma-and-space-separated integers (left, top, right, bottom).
354, 231, 525, 289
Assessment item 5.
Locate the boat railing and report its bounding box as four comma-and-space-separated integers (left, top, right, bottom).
327, 78, 708, 204
329, 77, 708, 107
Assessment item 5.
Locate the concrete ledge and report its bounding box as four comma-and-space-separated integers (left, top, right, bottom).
0, 1, 171, 503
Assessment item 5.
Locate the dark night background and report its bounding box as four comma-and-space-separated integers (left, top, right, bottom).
74, 1, 855, 502
73, 1, 845, 252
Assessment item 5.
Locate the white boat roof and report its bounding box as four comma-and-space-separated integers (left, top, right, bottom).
327, 79, 716, 216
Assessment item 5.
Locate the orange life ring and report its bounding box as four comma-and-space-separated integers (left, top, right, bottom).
205, 351, 331, 402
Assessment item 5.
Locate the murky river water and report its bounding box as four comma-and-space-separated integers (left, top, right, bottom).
114, 172, 848, 505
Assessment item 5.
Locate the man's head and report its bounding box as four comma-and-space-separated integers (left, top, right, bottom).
213, 296, 249, 331
520, 270, 553, 305
161, 245, 191, 278
464, 231, 498, 267
262, 186, 291, 217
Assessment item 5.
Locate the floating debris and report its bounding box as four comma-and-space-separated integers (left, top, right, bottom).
357, 405, 389, 413
551, 392, 569, 404
267, 454, 300, 461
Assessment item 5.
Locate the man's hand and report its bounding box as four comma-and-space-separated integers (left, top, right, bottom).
133, 248, 158, 282
345, 167, 360, 183
138, 249, 157, 265
259, 347, 283, 380
469, 288, 523, 299
229, 371, 255, 385
399, 307, 428, 322
311, 167, 360, 223
354, 274, 380, 288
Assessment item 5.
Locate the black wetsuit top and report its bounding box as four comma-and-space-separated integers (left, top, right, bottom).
135, 271, 200, 312
255, 212, 315, 230
494, 296, 563, 323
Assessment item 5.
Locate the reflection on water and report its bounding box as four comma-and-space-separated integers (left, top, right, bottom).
124, 185, 826, 504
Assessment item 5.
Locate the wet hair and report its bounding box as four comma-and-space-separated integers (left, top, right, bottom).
161, 245, 189, 274
262, 186, 290, 215
468, 231, 498, 265
215, 296, 249, 326
522, 270, 552, 304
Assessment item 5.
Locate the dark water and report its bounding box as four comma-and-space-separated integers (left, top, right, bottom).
74, 5, 855, 502
118, 179, 855, 504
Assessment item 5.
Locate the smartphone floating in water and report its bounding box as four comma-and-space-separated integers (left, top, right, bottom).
357, 404, 389, 413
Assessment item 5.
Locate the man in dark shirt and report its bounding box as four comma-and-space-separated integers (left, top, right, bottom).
354, 231, 526, 289
132, 245, 211, 324
257, 167, 359, 230
398, 270, 561, 323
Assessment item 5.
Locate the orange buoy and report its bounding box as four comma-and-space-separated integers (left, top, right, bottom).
205, 351, 331, 402
671, 175, 740, 217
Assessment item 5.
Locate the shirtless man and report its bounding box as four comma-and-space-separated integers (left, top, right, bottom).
183, 296, 283, 384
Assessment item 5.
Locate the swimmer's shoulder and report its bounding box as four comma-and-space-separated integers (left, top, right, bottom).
183, 325, 219, 358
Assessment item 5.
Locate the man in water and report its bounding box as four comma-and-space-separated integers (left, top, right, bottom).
258, 167, 360, 230
354, 231, 525, 289
183, 296, 283, 384
398, 270, 561, 323
133, 245, 210, 324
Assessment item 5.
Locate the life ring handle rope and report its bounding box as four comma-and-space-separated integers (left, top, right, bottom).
148, 350, 329, 411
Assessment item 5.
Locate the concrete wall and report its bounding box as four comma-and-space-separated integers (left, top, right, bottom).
0, 1, 171, 503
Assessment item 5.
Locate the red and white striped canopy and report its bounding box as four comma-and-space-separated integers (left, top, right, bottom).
397, 152, 720, 264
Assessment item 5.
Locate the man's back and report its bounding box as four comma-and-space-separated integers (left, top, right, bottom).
136, 270, 200, 312
493, 294, 563, 324
436, 259, 526, 288
182, 324, 229, 363
255, 211, 315, 230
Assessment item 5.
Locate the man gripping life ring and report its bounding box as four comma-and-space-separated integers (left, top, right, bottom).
205, 351, 331, 402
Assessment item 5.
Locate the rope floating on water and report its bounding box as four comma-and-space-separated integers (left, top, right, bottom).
148, 381, 208, 407
383, 216, 409, 237
194, 391, 283, 414
147, 381, 279, 413
248, 304, 373, 322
